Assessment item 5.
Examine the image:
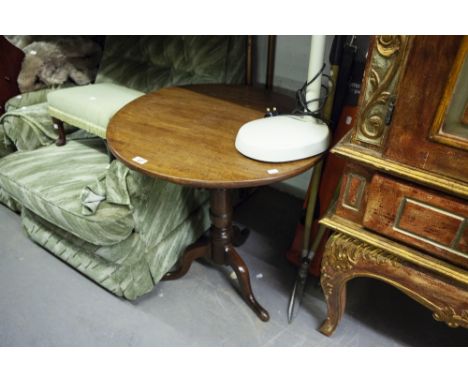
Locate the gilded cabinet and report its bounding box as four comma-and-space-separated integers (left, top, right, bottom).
319, 36, 468, 336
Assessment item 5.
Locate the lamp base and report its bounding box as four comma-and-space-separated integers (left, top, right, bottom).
235, 115, 330, 163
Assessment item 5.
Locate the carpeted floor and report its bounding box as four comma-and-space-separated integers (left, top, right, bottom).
0, 187, 467, 346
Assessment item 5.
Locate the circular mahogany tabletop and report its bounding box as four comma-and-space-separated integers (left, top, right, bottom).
107, 84, 322, 189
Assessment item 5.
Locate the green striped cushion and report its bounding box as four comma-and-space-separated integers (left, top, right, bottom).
0, 139, 134, 246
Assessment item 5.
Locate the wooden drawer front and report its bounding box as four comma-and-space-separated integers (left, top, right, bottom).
335, 164, 372, 224
363, 174, 468, 268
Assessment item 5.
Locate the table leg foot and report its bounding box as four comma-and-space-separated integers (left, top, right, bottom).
233, 225, 250, 247
227, 246, 270, 322
163, 241, 209, 281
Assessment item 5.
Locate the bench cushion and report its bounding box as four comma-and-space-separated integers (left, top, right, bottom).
47, 83, 144, 138
0, 139, 134, 246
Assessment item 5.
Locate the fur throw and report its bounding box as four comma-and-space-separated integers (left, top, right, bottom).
12, 36, 102, 93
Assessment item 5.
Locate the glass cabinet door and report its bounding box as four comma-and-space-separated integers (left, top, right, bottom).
430, 36, 468, 151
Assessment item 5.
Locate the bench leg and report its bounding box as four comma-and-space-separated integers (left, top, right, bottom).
52, 118, 66, 146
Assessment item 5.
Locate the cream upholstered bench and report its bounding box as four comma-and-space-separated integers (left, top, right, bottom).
47, 83, 144, 146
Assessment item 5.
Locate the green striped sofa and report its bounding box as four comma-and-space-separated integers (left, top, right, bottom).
0, 36, 246, 299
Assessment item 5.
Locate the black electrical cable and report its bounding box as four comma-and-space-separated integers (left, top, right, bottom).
291, 63, 331, 119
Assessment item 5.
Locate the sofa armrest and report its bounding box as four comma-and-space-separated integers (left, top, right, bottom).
5, 88, 52, 111
5, 83, 74, 112
0, 85, 81, 156
0, 102, 56, 153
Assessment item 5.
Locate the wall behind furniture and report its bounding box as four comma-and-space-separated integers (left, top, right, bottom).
254, 35, 334, 198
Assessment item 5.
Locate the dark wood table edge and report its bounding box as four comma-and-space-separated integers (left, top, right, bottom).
108, 143, 321, 189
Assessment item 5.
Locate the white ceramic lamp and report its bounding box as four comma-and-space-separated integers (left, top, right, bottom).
235, 36, 330, 162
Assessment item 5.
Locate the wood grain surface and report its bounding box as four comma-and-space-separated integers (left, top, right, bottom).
107, 85, 322, 188
363, 174, 468, 269
384, 35, 468, 182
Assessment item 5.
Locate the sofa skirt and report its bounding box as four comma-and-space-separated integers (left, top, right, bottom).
3, 203, 210, 300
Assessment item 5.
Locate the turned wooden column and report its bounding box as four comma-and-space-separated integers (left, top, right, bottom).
210, 189, 233, 265
210, 188, 270, 321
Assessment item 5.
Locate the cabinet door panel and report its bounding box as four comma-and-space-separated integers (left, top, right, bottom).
384, 36, 468, 182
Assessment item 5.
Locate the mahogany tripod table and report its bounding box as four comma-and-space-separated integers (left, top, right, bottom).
107, 84, 321, 321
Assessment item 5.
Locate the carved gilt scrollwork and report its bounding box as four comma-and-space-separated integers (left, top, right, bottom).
433, 305, 468, 329
352, 35, 412, 149
321, 232, 400, 297
320, 231, 468, 336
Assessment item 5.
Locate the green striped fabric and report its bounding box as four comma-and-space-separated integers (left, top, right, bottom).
0, 185, 21, 212
0, 121, 14, 158
6, 88, 54, 110
0, 36, 239, 299
128, 168, 210, 247
20, 195, 210, 300
0, 102, 58, 152
1, 37, 246, 157
0, 139, 134, 246
82, 159, 210, 246
45, 36, 246, 139
0, 136, 212, 298
0, 85, 77, 156
96, 36, 246, 92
